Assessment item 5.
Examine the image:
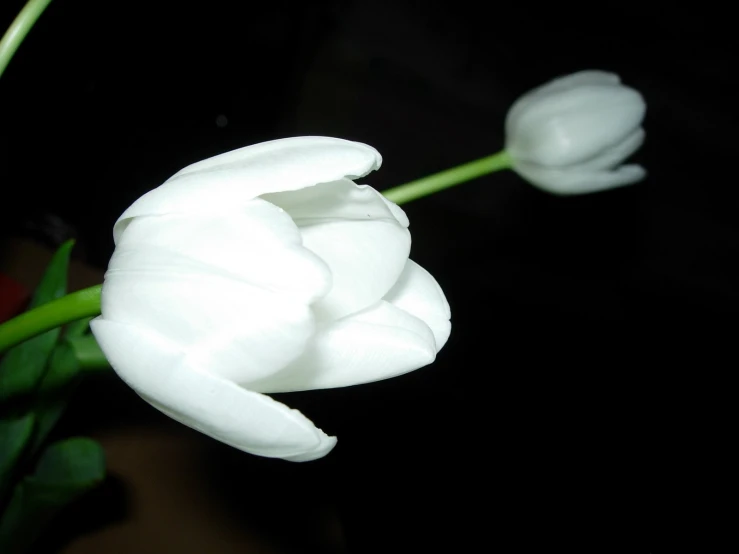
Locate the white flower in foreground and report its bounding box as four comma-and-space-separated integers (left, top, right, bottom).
505, 70, 647, 195
90, 137, 451, 462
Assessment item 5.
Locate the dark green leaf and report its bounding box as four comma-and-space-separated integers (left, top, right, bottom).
29, 343, 81, 453
67, 335, 109, 372
0, 415, 35, 498
33, 438, 105, 484
0, 240, 75, 405
0, 438, 105, 554
64, 316, 92, 339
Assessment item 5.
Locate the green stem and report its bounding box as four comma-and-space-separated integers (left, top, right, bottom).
0, 286, 101, 354
382, 150, 513, 205
0, 0, 54, 80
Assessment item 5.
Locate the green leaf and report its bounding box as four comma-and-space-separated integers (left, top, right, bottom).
29, 342, 82, 453
0, 240, 75, 405
32, 438, 105, 484
0, 437, 105, 554
0, 414, 35, 498
67, 335, 109, 372
64, 316, 92, 339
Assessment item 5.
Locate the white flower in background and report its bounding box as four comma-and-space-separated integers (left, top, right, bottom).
90, 137, 451, 462
505, 70, 647, 195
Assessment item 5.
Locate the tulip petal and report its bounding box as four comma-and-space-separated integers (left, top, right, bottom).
249, 300, 437, 394
514, 128, 647, 195
261, 179, 409, 228
577, 129, 645, 172
260, 179, 411, 319
113, 199, 331, 304
383, 260, 451, 350
299, 219, 411, 320
378, 193, 410, 227
114, 137, 382, 240
507, 86, 645, 167
101, 265, 316, 383
90, 319, 336, 461
506, 71, 621, 129
514, 162, 646, 195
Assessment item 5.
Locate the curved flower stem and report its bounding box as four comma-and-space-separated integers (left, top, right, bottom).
0, 285, 101, 354
382, 150, 513, 205
0, 0, 53, 79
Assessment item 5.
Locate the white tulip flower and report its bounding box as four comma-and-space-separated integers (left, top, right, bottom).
505, 70, 647, 195
90, 137, 451, 462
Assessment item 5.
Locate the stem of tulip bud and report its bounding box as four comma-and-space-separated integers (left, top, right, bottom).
382, 150, 513, 205
0, 285, 101, 354
0, 0, 54, 80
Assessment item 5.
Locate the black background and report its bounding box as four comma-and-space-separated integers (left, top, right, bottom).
1, 1, 736, 552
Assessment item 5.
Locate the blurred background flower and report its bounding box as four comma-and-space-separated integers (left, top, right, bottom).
505, 70, 646, 194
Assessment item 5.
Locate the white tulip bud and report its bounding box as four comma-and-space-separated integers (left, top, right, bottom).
505, 70, 647, 195
90, 137, 451, 462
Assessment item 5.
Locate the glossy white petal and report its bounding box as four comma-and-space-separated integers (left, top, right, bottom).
301, 220, 411, 320
90, 319, 336, 461
114, 137, 382, 242
114, 199, 331, 304
101, 266, 316, 383
264, 180, 411, 318
262, 179, 409, 227
383, 260, 451, 350
249, 300, 437, 394
378, 193, 411, 227
263, 178, 412, 319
